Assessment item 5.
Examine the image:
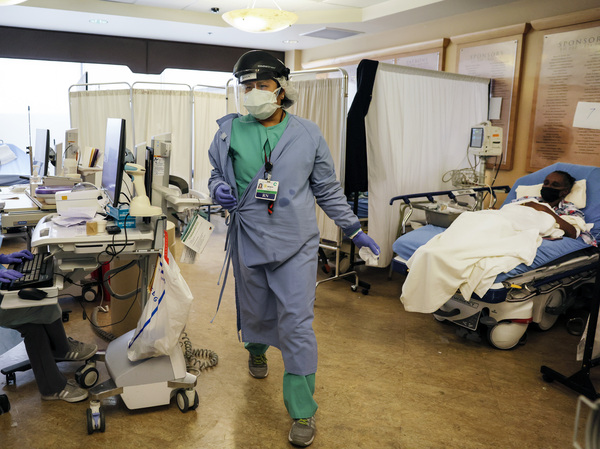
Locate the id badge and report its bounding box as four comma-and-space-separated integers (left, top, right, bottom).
256, 179, 279, 201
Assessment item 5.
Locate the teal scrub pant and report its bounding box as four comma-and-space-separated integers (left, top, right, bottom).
245, 342, 317, 419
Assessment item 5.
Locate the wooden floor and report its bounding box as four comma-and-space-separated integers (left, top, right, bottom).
0, 213, 597, 449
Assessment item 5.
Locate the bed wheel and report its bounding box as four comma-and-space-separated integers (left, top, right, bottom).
486, 322, 528, 350
533, 288, 565, 331
350, 285, 358, 292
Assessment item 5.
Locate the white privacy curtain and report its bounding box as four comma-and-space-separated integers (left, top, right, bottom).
365, 63, 490, 267
69, 85, 133, 160
288, 73, 347, 243
193, 86, 226, 194
132, 84, 193, 185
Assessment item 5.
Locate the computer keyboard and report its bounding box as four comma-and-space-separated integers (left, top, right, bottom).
2, 252, 54, 291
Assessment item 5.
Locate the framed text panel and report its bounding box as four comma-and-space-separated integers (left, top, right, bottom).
527, 22, 600, 170
394, 50, 442, 71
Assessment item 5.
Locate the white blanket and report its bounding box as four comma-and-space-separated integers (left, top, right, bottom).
400, 205, 559, 313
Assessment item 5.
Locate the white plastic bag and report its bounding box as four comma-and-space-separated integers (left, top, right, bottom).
577, 308, 600, 362
127, 251, 194, 362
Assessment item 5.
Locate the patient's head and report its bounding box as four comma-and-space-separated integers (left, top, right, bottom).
541, 171, 575, 205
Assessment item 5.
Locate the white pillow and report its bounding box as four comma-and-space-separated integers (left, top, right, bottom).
0, 144, 16, 165
515, 179, 587, 208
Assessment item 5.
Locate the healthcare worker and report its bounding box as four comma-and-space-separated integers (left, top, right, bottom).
208, 50, 380, 447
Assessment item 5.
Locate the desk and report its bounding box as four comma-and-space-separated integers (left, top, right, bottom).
31, 214, 163, 281
0, 189, 55, 248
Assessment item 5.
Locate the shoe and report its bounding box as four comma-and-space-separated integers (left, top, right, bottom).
55, 337, 98, 361
289, 416, 316, 447
41, 379, 89, 403
248, 353, 268, 379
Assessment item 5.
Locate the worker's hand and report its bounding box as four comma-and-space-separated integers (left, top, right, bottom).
214, 184, 238, 210
0, 250, 33, 265
0, 269, 24, 284
352, 231, 380, 255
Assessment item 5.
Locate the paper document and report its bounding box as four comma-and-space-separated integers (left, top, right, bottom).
179, 213, 214, 263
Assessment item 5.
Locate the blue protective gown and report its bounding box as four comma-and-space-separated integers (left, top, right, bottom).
208, 113, 361, 376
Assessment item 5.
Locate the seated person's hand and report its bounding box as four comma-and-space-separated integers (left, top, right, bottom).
0, 269, 24, 284
0, 250, 34, 265
214, 184, 238, 210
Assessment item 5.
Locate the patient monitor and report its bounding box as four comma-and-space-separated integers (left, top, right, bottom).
468, 121, 502, 156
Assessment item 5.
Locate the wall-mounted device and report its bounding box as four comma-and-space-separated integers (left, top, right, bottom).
468, 121, 503, 157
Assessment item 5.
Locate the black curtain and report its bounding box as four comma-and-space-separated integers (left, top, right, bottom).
344, 59, 379, 196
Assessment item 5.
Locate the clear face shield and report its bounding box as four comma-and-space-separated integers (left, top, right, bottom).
232, 76, 282, 119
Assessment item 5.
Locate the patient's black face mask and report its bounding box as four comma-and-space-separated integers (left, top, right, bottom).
540, 186, 562, 203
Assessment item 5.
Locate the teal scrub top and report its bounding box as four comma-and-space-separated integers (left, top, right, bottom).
229, 112, 290, 198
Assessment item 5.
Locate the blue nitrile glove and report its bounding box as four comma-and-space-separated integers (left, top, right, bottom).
214, 184, 238, 210
0, 269, 24, 284
0, 250, 34, 265
352, 231, 380, 255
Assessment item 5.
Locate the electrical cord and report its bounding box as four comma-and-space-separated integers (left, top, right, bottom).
179, 331, 218, 376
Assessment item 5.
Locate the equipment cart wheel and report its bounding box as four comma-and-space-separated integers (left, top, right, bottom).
75, 362, 99, 388
542, 373, 554, 383
486, 321, 528, 350
176, 389, 197, 413
190, 390, 199, 410
87, 400, 105, 434
82, 284, 99, 302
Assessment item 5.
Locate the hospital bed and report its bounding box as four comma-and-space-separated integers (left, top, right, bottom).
0, 142, 31, 186
390, 163, 600, 350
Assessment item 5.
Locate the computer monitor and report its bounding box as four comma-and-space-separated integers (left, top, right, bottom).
101, 118, 127, 208
33, 128, 51, 176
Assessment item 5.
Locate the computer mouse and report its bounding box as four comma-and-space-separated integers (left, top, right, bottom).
18, 287, 48, 300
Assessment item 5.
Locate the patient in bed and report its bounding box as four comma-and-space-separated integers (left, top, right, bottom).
512, 170, 596, 247
400, 170, 595, 314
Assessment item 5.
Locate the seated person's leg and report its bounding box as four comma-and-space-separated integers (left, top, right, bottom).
43, 319, 97, 361
14, 322, 68, 396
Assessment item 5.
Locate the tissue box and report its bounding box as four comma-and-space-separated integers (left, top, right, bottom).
115, 216, 136, 229
107, 204, 130, 220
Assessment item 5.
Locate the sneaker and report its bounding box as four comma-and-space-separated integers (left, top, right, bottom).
55, 337, 98, 361
289, 416, 316, 447
248, 353, 268, 379
41, 379, 89, 403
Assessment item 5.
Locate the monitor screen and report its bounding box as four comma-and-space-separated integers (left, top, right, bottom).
145, 146, 153, 203
101, 118, 127, 208
33, 128, 50, 176
469, 127, 484, 149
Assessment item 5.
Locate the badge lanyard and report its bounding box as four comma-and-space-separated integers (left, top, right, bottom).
255, 112, 284, 215
255, 140, 278, 215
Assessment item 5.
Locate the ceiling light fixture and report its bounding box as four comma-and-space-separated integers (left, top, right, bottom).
222, 1, 297, 33
0, 0, 27, 5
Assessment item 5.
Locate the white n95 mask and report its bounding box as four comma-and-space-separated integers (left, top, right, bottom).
244, 88, 281, 120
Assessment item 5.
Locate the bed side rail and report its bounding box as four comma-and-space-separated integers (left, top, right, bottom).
389, 185, 511, 234
389, 185, 511, 206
